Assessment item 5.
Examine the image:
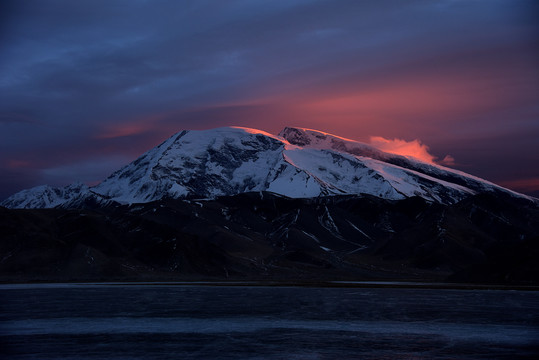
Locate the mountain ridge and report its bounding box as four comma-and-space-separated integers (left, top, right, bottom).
1, 191, 538, 284
2, 126, 535, 209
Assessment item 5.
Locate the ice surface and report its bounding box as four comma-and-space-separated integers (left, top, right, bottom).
2, 284, 538, 359
3, 317, 538, 345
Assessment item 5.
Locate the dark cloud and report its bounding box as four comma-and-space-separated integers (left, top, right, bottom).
1, 0, 538, 200
0, 113, 37, 124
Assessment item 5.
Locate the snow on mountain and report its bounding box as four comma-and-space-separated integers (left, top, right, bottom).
279, 127, 530, 200
92, 127, 292, 202
1, 182, 91, 209
1, 126, 534, 209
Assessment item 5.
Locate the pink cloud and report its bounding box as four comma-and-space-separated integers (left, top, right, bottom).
367, 136, 458, 167
95, 123, 151, 139
368, 136, 436, 163
94, 111, 178, 140
6, 160, 32, 169
498, 178, 539, 193
439, 155, 456, 167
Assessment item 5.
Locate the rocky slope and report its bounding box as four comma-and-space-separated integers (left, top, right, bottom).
1, 192, 538, 284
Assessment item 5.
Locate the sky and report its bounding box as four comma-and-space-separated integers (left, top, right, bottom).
1, 0, 538, 200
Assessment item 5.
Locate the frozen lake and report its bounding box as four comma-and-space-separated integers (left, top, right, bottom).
1, 283, 538, 359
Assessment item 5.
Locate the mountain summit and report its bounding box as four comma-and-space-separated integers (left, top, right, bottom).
1, 126, 533, 208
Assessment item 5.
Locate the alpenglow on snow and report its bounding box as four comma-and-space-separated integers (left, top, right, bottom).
1, 126, 534, 209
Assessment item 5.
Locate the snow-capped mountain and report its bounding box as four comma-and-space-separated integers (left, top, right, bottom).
1, 126, 534, 209
1, 182, 90, 209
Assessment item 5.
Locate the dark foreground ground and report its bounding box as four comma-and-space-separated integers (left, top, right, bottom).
1, 192, 538, 285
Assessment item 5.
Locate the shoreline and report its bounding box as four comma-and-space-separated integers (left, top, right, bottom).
1, 280, 538, 291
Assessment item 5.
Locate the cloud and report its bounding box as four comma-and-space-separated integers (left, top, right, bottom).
0, 113, 36, 124
369, 136, 437, 163
94, 114, 164, 140
497, 177, 539, 193
368, 137, 458, 167
6, 159, 32, 169
439, 155, 456, 167
40, 155, 132, 186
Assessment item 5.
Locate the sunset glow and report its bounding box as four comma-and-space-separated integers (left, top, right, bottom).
498, 178, 539, 194
368, 137, 436, 164
0, 0, 537, 199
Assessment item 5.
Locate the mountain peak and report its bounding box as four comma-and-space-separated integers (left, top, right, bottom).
279, 126, 354, 145
180, 126, 284, 142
